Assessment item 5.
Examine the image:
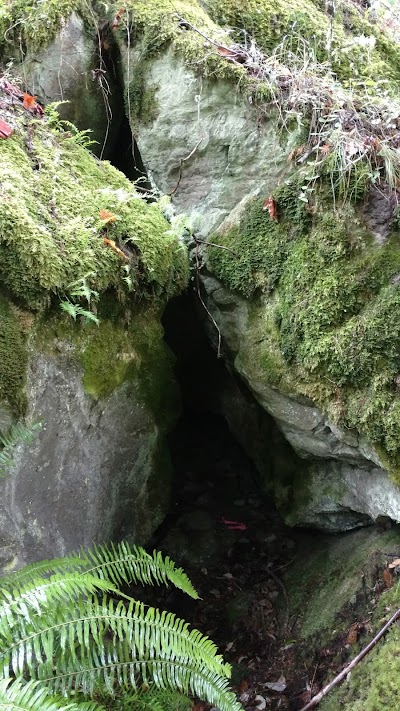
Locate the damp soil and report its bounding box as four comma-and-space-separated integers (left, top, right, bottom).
140, 411, 372, 711
134, 294, 399, 711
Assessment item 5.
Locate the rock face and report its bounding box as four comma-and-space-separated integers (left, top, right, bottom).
0, 80, 187, 570
1, 12, 123, 159
123, 1, 400, 531
129, 52, 294, 237
0, 346, 172, 570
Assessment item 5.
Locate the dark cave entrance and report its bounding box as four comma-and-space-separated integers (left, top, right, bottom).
153, 292, 291, 569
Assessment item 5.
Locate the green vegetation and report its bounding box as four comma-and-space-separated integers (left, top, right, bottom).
0, 421, 41, 476
113, 0, 400, 89
208, 181, 400, 478
0, 296, 28, 414
320, 552, 400, 710
0, 115, 187, 310
0, 0, 87, 55
0, 541, 243, 711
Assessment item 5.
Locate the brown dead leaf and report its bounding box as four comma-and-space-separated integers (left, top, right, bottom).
238, 679, 249, 694
103, 237, 128, 260
346, 623, 358, 645
216, 45, 236, 59
383, 567, 394, 589
262, 196, 279, 222
320, 143, 331, 155
99, 209, 117, 224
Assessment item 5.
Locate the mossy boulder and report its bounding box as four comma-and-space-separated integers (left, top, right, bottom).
0, 84, 188, 569
111, 0, 400, 529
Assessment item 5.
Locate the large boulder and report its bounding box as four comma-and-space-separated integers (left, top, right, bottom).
119, 0, 400, 530
0, 4, 123, 158
0, 82, 187, 570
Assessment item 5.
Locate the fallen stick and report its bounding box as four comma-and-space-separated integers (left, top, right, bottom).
299, 608, 400, 711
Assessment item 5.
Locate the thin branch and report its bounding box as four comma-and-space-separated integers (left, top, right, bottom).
168, 136, 204, 196
193, 238, 222, 358
194, 236, 239, 257
299, 608, 400, 711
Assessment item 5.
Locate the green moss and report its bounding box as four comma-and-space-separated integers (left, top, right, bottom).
320, 550, 400, 710
206, 0, 400, 85
208, 181, 400, 476
128, 63, 159, 132
0, 296, 28, 414
0, 0, 88, 56
207, 193, 308, 299
37, 305, 179, 425
0, 114, 188, 310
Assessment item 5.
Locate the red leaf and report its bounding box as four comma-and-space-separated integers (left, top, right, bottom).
0, 118, 13, 139
263, 196, 279, 222
221, 517, 247, 531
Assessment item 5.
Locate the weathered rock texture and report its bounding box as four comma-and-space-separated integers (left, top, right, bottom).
0, 78, 187, 570
0, 348, 170, 570
121, 0, 400, 530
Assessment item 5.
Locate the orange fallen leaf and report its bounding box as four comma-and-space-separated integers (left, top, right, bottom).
346, 623, 358, 645
112, 7, 125, 28
383, 567, 394, 589
22, 92, 36, 110
103, 237, 128, 260
263, 196, 279, 222
99, 209, 117, 224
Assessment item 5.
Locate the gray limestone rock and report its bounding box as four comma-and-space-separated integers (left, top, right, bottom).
126, 51, 296, 237
9, 13, 123, 158
0, 345, 173, 573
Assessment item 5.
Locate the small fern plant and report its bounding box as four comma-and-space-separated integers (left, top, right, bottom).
0, 422, 42, 477
0, 542, 243, 711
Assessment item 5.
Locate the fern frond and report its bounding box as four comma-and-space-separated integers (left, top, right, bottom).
0, 543, 197, 599
0, 558, 86, 591
0, 678, 104, 710
116, 687, 191, 711
0, 573, 120, 641
77, 543, 199, 599
0, 423, 42, 477
0, 598, 243, 711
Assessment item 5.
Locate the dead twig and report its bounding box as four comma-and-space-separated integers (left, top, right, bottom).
195, 236, 239, 257
299, 608, 400, 711
168, 136, 204, 196
193, 236, 222, 358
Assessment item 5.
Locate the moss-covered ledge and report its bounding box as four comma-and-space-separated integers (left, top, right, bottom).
0, 84, 188, 421
207, 184, 400, 482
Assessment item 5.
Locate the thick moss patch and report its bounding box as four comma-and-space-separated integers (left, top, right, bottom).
36, 306, 180, 426
207, 185, 400, 478
0, 114, 188, 310
206, 0, 400, 84
0, 0, 87, 55
0, 296, 28, 414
